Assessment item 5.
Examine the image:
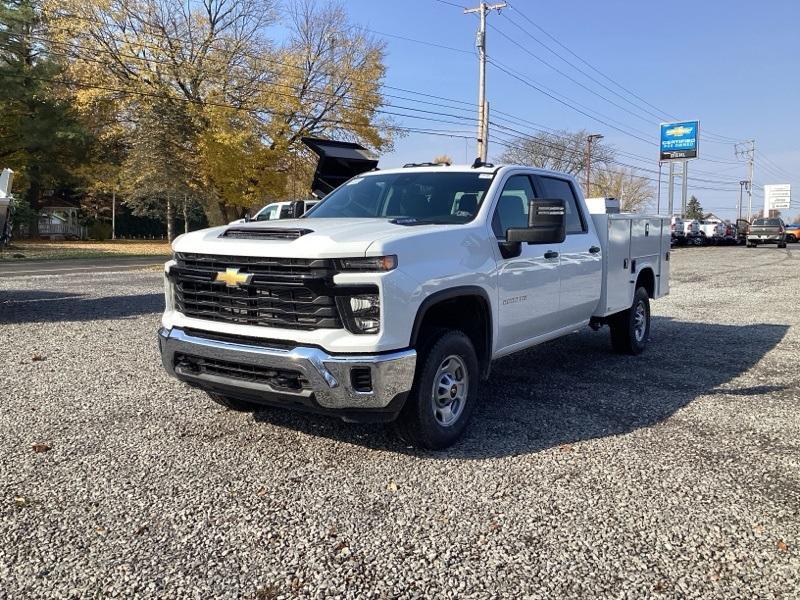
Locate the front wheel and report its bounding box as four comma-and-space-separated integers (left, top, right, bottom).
609, 287, 651, 355
394, 330, 479, 450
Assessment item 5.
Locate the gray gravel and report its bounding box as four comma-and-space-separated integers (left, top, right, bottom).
1, 247, 799, 599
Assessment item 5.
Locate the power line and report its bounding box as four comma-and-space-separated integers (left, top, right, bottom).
502, 0, 744, 145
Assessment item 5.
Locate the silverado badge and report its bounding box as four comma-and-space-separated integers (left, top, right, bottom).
214, 268, 253, 287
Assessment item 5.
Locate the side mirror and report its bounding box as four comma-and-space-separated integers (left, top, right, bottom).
243, 212, 252, 222
289, 200, 306, 218
506, 199, 566, 244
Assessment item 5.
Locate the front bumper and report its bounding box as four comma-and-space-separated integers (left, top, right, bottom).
158, 327, 416, 421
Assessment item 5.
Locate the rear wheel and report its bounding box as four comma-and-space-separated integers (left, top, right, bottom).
394, 330, 479, 450
206, 391, 261, 412
610, 287, 651, 355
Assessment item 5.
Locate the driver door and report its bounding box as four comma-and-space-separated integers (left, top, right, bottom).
492, 174, 562, 351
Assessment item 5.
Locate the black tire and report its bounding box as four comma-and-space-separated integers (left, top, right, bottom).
778, 243, 787, 249
394, 330, 479, 450
786, 235, 796, 243
609, 287, 651, 355
206, 391, 261, 412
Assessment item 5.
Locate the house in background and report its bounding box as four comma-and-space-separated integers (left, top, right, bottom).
19, 198, 87, 239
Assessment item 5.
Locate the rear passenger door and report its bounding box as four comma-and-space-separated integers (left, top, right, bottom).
491, 174, 562, 350
534, 175, 602, 327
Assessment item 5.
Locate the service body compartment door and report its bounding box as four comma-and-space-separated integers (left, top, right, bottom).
659, 219, 670, 297
605, 218, 633, 314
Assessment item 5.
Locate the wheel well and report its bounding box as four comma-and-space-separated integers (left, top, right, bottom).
636, 268, 656, 298
411, 293, 491, 379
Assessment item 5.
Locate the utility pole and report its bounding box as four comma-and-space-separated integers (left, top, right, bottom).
738, 180, 749, 221
111, 190, 116, 240
735, 140, 755, 220
585, 133, 603, 194
464, 1, 506, 162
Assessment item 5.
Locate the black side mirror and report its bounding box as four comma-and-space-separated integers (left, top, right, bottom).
243, 212, 252, 222
506, 199, 566, 244
289, 200, 305, 218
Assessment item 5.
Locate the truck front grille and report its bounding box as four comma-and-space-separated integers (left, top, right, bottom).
174, 353, 311, 391
172, 253, 342, 330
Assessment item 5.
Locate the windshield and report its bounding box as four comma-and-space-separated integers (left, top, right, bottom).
306, 171, 494, 223
255, 204, 280, 221
753, 218, 781, 226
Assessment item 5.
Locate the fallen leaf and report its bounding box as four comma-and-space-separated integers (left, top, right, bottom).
387, 480, 398, 492
256, 487, 268, 497
753, 524, 765, 535
559, 443, 573, 452
32, 442, 51, 453
14, 496, 28, 507
776, 540, 788, 552
31, 354, 46, 362
134, 525, 149, 536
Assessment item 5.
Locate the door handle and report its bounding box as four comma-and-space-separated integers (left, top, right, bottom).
544, 250, 559, 259
589, 246, 600, 254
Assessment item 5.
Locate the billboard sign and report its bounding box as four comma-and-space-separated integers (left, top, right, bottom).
764, 184, 791, 210
660, 120, 699, 161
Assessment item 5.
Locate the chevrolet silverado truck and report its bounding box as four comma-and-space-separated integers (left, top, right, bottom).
747, 218, 787, 248
159, 163, 670, 449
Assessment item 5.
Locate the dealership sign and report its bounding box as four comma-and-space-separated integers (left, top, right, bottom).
660, 120, 699, 161
764, 184, 791, 210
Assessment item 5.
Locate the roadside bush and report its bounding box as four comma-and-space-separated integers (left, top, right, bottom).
88, 221, 113, 240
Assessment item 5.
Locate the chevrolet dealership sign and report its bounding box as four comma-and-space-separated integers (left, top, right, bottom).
660, 121, 699, 161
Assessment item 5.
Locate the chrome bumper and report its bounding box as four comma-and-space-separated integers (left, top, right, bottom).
158, 327, 416, 411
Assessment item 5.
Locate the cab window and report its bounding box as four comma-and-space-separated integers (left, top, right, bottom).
537, 176, 586, 234
491, 175, 535, 239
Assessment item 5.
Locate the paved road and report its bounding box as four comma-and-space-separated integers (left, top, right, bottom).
0, 255, 169, 278
1, 247, 798, 598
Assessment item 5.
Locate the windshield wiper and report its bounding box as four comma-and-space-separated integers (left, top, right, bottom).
389, 217, 455, 226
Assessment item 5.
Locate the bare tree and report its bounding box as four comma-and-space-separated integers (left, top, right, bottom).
591, 167, 653, 213
496, 129, 614, 177
432, 154, 452, 165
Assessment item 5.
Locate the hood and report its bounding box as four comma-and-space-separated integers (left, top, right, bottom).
302, 137, 378, 197
172, 218, 452, 259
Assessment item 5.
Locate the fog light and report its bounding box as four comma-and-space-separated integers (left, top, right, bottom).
337, 293, 380, 334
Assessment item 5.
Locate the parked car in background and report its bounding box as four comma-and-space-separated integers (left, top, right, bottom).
229, 200, 318, 225
683, 219, 703, 245
670, 216, 686, 245
747, 218, 787, 248
698, 220, 727, 245
784, 223, 800, 243
736, 219, 750, 245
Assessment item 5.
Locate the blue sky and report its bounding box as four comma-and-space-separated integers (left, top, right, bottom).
341, 0, 800, 219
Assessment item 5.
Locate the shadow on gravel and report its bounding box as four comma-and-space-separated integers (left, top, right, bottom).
252, 317, 789, 459
0, 289, 163, 323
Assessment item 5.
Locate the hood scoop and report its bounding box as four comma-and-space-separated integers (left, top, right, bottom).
220, 227, 313, 240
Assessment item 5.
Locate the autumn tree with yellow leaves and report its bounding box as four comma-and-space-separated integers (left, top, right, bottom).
45, 0, 393, 229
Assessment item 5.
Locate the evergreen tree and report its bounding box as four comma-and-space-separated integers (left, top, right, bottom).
0, 0, 90, 231
685, 195, 704, 219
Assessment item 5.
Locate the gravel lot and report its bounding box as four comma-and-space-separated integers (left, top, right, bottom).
1, 246, 799, 599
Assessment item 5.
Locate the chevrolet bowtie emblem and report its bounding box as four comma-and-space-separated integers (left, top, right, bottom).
214, 268, 253, 287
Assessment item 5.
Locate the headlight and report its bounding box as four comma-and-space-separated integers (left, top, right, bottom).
336, 255, 397, 272
337, 292, 380, 334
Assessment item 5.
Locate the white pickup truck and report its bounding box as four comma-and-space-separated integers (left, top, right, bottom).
159, 163, 670, 448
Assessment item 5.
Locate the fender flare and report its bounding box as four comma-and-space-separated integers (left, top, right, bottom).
409, 286, 493, 377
